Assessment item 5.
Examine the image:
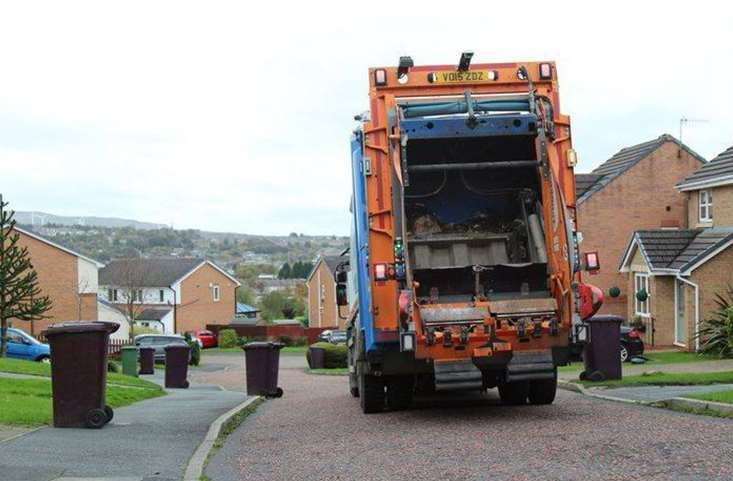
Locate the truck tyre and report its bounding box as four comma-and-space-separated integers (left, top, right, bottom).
386, 376, 413, 411
528, 371, 558, 405
498, 381, 529, 405
359, 373, 384, 414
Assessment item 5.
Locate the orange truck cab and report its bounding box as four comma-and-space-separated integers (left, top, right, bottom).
341, 53, 602, 413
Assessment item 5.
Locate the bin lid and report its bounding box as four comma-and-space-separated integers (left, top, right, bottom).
121, 345, 139, 351
42, 321, 120, 338
243, 341, 284, 350
164, 344, 191, 351
588, 315, 625, 323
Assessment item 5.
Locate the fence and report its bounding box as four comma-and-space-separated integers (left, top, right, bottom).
205, 324, 334, 345
36, 333, 132, 356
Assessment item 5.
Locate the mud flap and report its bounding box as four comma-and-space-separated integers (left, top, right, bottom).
505, 350, 555, 382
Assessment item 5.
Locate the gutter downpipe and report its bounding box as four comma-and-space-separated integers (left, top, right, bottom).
676, 275, 700, 351
168, 286, 178, 334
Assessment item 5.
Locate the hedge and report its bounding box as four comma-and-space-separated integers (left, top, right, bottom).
306, 342, 347, 368
218, 329, 239, 349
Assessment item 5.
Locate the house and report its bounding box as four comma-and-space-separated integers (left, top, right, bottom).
99, 257, 240, 334
575, 134, 706, 317
306, 255, 348, 329
97, 298, 130, 340
619, 144, 733, 350
12, 227, 102, 336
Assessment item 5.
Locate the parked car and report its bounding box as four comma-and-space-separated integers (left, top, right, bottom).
134, 334, 189, 362
620, 326, 645, 362
318, 330, 333, 342
190, 329, 218, 349
329, 330, 347, 345
5, 328, 51, 362
570, 325, 645, 363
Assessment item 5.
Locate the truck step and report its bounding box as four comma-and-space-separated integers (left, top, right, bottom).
506, 350, 555, 382
434, 360, 482, 391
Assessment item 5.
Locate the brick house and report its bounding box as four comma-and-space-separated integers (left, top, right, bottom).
307, 255, 348, 329
619, 144, 733, 350
12, 227, 102, 336
99, 257, 239, 334
575, 134, 706, 317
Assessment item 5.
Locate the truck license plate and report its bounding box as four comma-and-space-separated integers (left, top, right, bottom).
431, 71, 490, 83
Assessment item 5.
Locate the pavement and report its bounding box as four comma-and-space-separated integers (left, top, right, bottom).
596, 383, 733, 403
204, 353, 733, 481
0, 367, 248, 481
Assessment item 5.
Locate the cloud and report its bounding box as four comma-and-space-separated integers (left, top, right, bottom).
0, 1, 731, 234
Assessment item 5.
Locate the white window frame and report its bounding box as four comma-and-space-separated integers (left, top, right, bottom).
213, 284, 220, 302
699, 189, 713, 222
634, 273, 650, 317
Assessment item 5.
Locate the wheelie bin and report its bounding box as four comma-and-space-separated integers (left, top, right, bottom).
139, 346, 155, 375
308, 346, 325, 369
165, 344, 190, 388
120, 346, 139, 377
580, 315, 623, 382
42, 321, 119, 429
243, 342, 283, 397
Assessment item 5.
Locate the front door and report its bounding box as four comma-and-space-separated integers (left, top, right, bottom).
675, 280, 686, 346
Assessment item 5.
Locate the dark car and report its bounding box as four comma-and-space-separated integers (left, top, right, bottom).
620, 326, 645, 362
570, 325, 645, 362
329, 330, 347, 345
134, 334, 189, 362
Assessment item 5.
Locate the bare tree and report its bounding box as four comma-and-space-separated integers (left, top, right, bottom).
114, 259, 151, 341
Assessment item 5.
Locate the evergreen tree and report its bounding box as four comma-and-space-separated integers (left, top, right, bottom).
278, 262, 291, 279
0, 196, 52, 357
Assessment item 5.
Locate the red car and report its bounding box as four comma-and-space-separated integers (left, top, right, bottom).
191, 329, 218, 349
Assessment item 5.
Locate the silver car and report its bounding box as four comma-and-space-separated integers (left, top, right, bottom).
134, 334, 189, 362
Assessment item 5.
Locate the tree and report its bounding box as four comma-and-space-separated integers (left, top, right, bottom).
278, 262, 291, 279
236, 285, 256, 305
114, 259, 152, 341
0, 196, 52, 357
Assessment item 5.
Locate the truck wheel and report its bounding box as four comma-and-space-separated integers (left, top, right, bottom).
386, 376, 413, 411
359, 373, 384, 414
528, 371, 558, 405
498, 381, 529, 405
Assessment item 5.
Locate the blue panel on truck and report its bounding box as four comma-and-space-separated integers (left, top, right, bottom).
400, 113, 538, 140
350, 131, 377, 352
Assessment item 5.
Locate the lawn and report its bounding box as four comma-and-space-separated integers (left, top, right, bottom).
203, 345, 307, 355
559, 351, 720, 373
0, 376, 164, 426
0, 357, 161, 390
308, 368, 348, 376
580, 370, 733, 388
686, 389, 733, 405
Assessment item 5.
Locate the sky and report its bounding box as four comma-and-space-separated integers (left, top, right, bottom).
1, 1, 732, 235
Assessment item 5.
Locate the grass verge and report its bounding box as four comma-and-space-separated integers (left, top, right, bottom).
0, 376, 164, 426
307, 368, 348, 376
203, 345, 307, 355
559, 352, 722, 373
579, 370, 733, 388
0, 357, 161, 390
685, 389, 733, 405
200, 397, 264, 479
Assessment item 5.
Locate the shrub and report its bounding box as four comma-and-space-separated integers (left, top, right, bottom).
697, 285, 733, 358
107, 360, 121, 373
293, 336, 308, 347
278, 335, 294, 347
218, 329, 239, 349
306, 342, 347, 368
184, 332, 201, 366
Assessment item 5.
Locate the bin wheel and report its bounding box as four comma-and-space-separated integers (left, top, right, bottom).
104, 405, 114, 423
86, 408, 108, 429
267, 387, 284, 398
587, 370, 606, 382
182, 380, 190, 389
498, 381, 529, 405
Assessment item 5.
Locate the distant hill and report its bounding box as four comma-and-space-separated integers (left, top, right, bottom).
15, 211, 167, 230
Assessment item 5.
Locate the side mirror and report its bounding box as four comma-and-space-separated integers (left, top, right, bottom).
336, 283, 348, 306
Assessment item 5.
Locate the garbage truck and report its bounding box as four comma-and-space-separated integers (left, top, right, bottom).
339, 53, 604, 413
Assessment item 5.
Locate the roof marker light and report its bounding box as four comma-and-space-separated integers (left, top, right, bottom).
374, 69, 387, 86
539, 63, 553, 80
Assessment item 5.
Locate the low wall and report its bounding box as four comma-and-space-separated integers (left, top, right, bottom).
206, 324, 336, 344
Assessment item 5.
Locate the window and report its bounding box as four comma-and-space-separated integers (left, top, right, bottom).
213, 284, 220, 302
111, 289, 118, 301
634, 273, 650, 316
159, 290, 165, 303
131, 289, 143, 302
699, 189, 713, 222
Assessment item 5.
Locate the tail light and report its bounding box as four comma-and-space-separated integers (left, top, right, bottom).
539, 63, 553, 80
374, 69, 387, 86
374, 263, 388, 281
